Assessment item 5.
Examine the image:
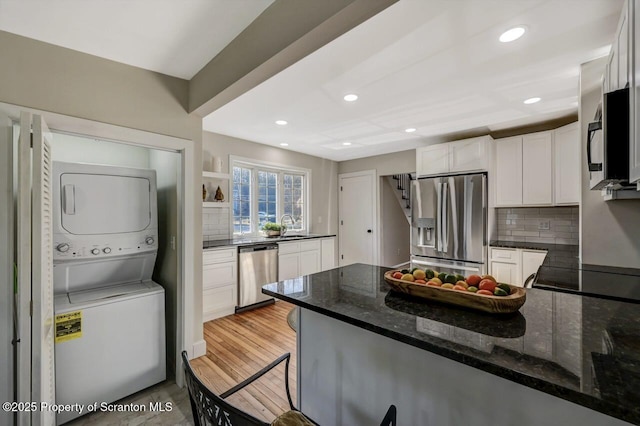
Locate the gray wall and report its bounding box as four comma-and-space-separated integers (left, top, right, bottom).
203, 131, 339, 235
338, 149, 415, 176
0, 30, 204, 352
580, 58, 640, 267
380, 177, 410, 266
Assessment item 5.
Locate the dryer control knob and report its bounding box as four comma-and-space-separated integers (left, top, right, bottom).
90, 248, 100, 255
56, 243, 70, 253
145, 237, 154, 245
103, 247, 112, 254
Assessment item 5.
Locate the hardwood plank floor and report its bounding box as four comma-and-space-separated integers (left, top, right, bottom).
191, 301, 297, 424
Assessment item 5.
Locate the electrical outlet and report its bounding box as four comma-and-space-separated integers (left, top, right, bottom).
538, 220, 550, 231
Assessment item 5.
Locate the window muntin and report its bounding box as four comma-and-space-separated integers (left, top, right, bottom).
231, 160, 309, 235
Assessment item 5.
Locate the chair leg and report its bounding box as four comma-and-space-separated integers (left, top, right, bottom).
380, 405, 397, 426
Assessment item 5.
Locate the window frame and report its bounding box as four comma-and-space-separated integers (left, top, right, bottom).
230, 155, 311, 236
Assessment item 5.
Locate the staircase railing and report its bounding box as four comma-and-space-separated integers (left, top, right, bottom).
392, 174, 413, 209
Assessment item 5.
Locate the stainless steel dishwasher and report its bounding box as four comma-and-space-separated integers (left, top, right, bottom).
237, 243, 278, 312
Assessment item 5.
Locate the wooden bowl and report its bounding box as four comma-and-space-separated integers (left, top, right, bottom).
383, 271, 526, 314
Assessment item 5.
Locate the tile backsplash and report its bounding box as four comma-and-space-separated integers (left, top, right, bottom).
496, 207, 579, 245
203, 207, 231, 241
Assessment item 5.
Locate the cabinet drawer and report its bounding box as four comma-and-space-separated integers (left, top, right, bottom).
300, 239, 321, 252
203, 248, 236, 265
278, 241, 300, 254
203, 285, 236, 315
203, 261, 237, 289
490, 247, 518, 263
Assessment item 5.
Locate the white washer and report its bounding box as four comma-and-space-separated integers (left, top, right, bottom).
51, 162, 166, 425
54, 281, 165, 425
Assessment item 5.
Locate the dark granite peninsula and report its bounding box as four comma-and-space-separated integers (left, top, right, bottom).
263, 264, 639, 426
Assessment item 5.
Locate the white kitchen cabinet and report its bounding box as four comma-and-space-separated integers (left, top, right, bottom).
278, 238, 331, 280
202, 247, 238, 322
278, 252, 300, 281
553, 123, 580, 205
618, 3, 629, 89
416, 144, 450, 176
416, 136, 491, 177
489, 246, 548, 287
522, 132, 553, 206
494, 136, 523, 206
521, 250, 548, 285
489, 261, 519, 285
321, 237, 336, 270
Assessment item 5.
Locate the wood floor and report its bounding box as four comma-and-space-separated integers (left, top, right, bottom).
190, 300, 297, 424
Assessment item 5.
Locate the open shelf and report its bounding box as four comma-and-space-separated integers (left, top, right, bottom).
202, 171, 230, 179
203, 202, 230, 208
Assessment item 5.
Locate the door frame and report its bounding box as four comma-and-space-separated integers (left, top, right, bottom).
0, 102, 200, 391
338, 170, 379, 266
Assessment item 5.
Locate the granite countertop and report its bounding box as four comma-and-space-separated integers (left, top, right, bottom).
203, 234, 336, 249
263, 263, 640, 425
490, 240, 579, 268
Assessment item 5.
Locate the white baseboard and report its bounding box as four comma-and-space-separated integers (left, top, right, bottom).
192, 339, 207, 358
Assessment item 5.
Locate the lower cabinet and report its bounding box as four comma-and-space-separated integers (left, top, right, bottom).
489, 246, 547, 287
278, 237, 336, 281
203, 247, 238, 322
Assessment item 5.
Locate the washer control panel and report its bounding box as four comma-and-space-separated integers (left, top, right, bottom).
53, 231, 158, 260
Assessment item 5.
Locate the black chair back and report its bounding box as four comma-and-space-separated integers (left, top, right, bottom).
182, 351, 269, 426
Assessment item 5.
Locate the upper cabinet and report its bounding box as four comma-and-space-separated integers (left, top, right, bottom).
605, 0, 629, 92
417, 136, 491, 177
494, 126, 580, 208
554, 123, 581, 204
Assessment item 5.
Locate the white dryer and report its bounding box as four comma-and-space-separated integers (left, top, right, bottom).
52, 162, 166, 425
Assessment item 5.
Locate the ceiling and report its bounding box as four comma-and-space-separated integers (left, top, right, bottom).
203, 0, 622, 161
0, 0, 273, 79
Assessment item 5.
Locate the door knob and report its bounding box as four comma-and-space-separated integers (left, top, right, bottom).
367, 229, 372, 233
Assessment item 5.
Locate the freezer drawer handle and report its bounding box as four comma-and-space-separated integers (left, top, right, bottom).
63, 184, 75, 215
412, 259, 481, 272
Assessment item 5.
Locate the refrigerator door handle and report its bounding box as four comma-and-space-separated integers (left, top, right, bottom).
436, 182, 442, 252
441, 182, 448, 252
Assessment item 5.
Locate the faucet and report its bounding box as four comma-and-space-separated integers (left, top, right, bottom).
280, 214, 294, 236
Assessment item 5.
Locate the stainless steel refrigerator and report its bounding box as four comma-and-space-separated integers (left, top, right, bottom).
410, 172, 487, 276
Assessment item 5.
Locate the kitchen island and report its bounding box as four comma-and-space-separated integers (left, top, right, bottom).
263, 264, 639, 425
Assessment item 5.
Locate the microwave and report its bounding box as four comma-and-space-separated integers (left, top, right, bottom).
587, 87, 630, 190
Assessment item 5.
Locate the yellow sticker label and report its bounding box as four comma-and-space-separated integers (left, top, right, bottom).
55, 311, 82, 343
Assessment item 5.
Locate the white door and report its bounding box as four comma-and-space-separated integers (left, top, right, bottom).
339, 171, 376, 266
17, 113, 56, 425
553, 123, 580, 205
416, 144, 450, 177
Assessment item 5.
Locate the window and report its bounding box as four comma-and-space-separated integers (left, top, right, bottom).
231, 158, 310, 235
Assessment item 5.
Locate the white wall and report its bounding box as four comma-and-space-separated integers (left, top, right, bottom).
580, 58, 640, 267
203, 131, 339, 235
51, 131, 151, 167
380, 177, 410, 266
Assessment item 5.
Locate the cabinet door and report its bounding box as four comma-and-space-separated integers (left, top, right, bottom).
608, 45, 619, 91
520, 250, 547, 286
300, 249, 321, 276
618, 4, 629, 88
489, 261, 518, 286
321, 237, 336, 271
278, 252, 300, 281
203, 285, 237, 322
494, 137, 523, 206
522, 132, 553, 205
416, 144, 450, 177
553, 123, 580, 205
203, 261, 237, 290
449, 137, 488, 173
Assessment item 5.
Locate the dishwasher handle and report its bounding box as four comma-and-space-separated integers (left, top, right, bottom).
239, 244, 279, 253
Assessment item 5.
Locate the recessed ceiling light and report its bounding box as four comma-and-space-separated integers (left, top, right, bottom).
405, 128, 417, 133
275, 120, 288, 125
280, 143, 289, 146
499, 26, 526, 43
523, 97, 541, 104
343, 94, 358, 102
342, 142, 352, 146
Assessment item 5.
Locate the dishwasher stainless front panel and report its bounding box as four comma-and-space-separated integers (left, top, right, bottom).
238, 244, 278, 308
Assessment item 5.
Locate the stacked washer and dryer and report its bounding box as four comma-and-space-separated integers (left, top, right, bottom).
52, 161, 166, 425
